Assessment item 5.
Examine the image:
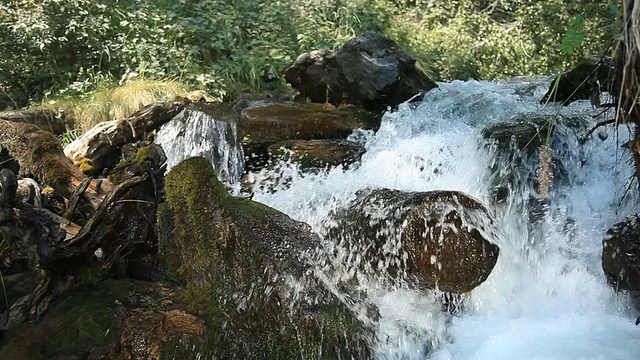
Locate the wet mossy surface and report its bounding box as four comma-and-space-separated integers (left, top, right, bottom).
158, 156, 372, 359
0, 279, 129, 360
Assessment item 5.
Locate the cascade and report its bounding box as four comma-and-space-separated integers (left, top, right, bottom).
155, 105, 244, 193
247, 79, 640, 359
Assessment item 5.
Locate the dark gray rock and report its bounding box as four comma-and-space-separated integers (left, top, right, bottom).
540, 56, 615, 106
285, 31, 437, 112
603, 215, 640, 311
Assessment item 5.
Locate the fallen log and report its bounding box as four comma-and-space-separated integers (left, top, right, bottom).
0, 120, 112, 218
64, 101, 184, 174
0, 144, 165, 329
0, 108, 69, 134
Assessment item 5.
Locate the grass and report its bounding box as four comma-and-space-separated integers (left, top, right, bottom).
44, 79, 189, 133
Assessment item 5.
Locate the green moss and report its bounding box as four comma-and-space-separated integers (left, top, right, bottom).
76, 266, 109, 287
74, 157, 99, 176
157, 156, 371, 359
0, 279, 130, 360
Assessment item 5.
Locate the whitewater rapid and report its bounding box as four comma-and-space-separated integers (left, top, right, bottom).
248, 80, 640, 359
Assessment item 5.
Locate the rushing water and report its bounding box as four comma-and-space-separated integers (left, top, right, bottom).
155, 105, 244, 192
246, 80, 640, 359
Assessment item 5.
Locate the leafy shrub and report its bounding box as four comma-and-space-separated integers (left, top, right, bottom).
0, 0, 618, 109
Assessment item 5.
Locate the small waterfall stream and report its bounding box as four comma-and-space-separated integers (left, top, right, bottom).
250, 80, 640, 359
160, 79, 640, 359
155, 104, 244, 192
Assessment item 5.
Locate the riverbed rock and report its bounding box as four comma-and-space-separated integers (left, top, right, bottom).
326, 189, 500, 293
481, 112, 585, 203
235, 97, 379, 170
157, 157, 370, 359
268, 139, 365, 169
602, 215, 640, 309
541, 55, 615, 106
285, 31, 437, 112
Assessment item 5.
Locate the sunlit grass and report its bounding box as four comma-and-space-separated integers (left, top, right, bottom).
43, 79, 188, 133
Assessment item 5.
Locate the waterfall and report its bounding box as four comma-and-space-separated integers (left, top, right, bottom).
155, 104, 244, 193
249, 79, 640, 359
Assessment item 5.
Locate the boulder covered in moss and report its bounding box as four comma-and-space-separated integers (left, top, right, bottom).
157, 157, 371, 359
325, 189, 500, 294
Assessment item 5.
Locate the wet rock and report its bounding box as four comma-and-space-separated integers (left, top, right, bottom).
602, 215, 640, 309
268, 139, 365, 169
236, 97, 379, 170
540, 56, 614, 106
285, 31, 437, 112
481, 112, 585, 203
157, 157, 371, 359
326, 189, 500, 293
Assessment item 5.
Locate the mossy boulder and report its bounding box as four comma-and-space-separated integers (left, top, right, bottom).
157, 157, 371, 359
325, 189, 500, 294
268, 139, 365, 169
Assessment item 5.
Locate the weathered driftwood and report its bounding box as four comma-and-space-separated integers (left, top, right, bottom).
0, 120, 112, 217
64, 101, 184, 174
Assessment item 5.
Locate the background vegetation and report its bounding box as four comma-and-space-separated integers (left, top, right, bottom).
0, 0, 618, 112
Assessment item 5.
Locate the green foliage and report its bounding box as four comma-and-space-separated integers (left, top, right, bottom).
561, 15, 586, 55
0, 0, 618, 108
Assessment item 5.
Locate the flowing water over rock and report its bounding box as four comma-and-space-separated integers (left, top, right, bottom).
247, 80, 640, 359
155, 105, 244, 192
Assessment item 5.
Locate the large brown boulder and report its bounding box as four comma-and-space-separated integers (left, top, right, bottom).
285, 31, 438, 112
602, 215, 640, 309
325, 189, 500, 293
157, 157, 371, 359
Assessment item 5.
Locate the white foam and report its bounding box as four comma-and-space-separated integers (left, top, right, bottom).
252, 80, 640, 359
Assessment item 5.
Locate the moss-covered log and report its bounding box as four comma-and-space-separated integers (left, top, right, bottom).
158, 157, 371, 359
0, 119, 112, 217
0, 108, 70, 134
325, 189, 500, 293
